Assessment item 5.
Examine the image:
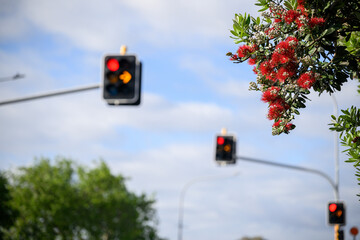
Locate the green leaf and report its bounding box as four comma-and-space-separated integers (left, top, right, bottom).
284, 1, 292, 9
322, 27, 337, 37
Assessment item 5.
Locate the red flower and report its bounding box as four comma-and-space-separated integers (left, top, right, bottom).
276, 40, 291, 51
286, 36, 299, 46
261, 86, 281, 103
272, 120, 294, 132
285, 123, 294, 131
271, 38, 298, 68
252, 67, 258, 74
266, 72, 277, 82
267, 98, 288, 120
260, 61, 273, 76
297, 72, 316, 89
295, 16, 308, 29
284, 10, 300, 24
248, 57, 257, 65
272, 120, 282, 128
230, 54, 238, 61
265, 27, 276, 39
298, 0, 306, 6
309, 17, 325, 28
276, 66, 295, 82
268, 103, 285, 120
271, 52, 291, 67
275, 40, 296, 59
237, 45, 255, 58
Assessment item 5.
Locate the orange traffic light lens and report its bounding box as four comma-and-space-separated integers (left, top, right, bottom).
329, 203, 337, 212
107, 58, 119, 71
224, 144, 231, 152
108, 74, 118, 84
119, 71, 132, 84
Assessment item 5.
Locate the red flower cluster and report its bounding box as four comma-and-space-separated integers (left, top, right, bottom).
259, 36, 299, 83
230, 54, 238, 61
267, 98, 289, 120
297, 71, 316, 89
277, 64, 296, 82
272, 120, 294, 132
256, 36, 300, 127
284, 10, 300, 24
297, 0, 307, 13
261, 87, 289, 120
309, 17, 325, 28
248, 57, 257, 65
269, 0, 325, 31
237, 44, 257, 58
261, 86, 281, 103
228, 0, 328, 134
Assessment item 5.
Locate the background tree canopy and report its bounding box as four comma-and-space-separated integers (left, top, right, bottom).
0, 157, 166, 240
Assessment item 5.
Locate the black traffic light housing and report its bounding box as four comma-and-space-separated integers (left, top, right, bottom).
102, 54, 141, 105
337, 229, 344, 240
215, 135, 236, 165
328, 202, 346, 225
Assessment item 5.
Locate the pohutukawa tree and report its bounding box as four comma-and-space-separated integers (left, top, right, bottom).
228, 0, 360, 135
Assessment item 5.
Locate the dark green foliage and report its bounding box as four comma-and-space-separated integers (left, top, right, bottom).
330, 107, 360, 198
0, 172, 16, 240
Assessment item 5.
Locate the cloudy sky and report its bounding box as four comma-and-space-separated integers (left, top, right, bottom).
0, 0, 359, 239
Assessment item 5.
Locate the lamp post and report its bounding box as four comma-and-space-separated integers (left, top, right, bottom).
177, 172, 239, 240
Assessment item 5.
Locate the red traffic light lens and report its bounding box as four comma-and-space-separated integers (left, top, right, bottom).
107, 58, 119, 71
329, 203, 337, 212
217, 137, 225, 145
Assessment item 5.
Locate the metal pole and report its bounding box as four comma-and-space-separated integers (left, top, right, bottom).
331, 94, 340, 201
331, 95, 340, 240
177, 172, 239, 240
236, 156, 339, 200
0, 83, 101, 106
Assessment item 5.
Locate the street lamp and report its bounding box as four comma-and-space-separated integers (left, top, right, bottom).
177, 172, 239, 240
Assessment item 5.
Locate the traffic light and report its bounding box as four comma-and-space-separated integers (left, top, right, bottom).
102, 54, 141, 105
328, 202, 346, 225
215, 135, 236, 165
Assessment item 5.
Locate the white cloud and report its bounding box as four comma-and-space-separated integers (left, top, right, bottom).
0, 1, 28, 41
0, 91, 234, 162
179, 54, 257, 100
2, 0, 259, 51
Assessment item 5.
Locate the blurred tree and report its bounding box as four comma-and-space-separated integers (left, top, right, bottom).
0, 172, 16, 239
1, 157, 165, 240
239, 237, 265, 240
